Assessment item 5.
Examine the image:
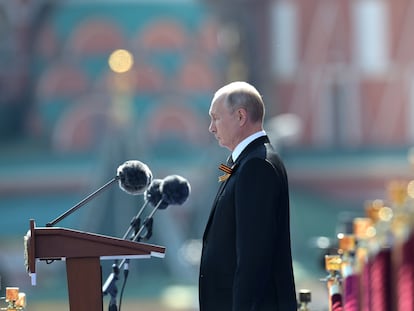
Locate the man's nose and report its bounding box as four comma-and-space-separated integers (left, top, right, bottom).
209, 122, 215, 133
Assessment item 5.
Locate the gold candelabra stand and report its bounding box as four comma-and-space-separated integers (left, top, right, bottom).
0, 287, 26, 311
323, 254, 342, 283
321, 254, 343, 311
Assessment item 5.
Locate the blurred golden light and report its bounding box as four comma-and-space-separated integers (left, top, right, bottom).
366, 226, 377, 238
337, 234, 356, 253
365, 199, 384, 223
108, 49, 134, 73
16, 292, 26, 308
353, 217, 373, 239
407, 180, 414, 198
5, 287, 19, 301
378, 206, 393, 222
387, 180, 408, 205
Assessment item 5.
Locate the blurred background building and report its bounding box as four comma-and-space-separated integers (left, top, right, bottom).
1, 0, 414, 310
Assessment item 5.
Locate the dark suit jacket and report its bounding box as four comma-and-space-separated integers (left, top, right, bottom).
199, 136, 297, 311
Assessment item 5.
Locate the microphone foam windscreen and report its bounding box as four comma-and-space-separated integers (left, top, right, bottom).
117, 160, 152, 195
161, 175, 191, 205
144, 179, 168, 209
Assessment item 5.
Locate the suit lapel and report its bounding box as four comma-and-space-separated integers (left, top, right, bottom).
203, 170, 232, 240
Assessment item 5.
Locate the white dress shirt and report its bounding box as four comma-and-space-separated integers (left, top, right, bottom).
231, 130, 266, 162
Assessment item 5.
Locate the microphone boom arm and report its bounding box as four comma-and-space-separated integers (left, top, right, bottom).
121, 201, 149, 240
46, 177, 120, 227
131, 199, 163, 242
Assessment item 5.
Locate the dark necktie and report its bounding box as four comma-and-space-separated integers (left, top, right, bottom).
227, 155, 234, 166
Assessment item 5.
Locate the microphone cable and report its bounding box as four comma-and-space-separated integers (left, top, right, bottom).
118, 260, 130, 311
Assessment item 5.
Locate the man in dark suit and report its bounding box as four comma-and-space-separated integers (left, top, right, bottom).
199, 81, 297, 311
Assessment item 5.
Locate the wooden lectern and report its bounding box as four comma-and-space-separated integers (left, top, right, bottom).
24, 219, 165, 311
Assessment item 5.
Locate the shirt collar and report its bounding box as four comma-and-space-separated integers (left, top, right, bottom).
231, 130, 266, 162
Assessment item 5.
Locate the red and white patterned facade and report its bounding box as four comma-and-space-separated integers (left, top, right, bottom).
268, 0, 414, 148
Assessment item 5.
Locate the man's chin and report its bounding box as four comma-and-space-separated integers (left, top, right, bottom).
218, 141, 231, 150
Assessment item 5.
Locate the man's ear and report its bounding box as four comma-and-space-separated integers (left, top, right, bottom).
237, 108, 248, 125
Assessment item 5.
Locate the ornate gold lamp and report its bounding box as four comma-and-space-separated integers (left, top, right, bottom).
322, 254, 343, 311
0, 287, 26, 311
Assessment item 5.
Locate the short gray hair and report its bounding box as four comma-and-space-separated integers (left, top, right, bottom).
214, 81, 265, 123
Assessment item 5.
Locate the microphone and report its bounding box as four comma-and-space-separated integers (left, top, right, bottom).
131, 175, 191, 242
102, 175, 191, 303
103, 178, 167, 298
117, 160, 152, 195
46, 160, 153, 227
121, 178, 164, 240
161, 174, 191, 206
145, 178, 169, 209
